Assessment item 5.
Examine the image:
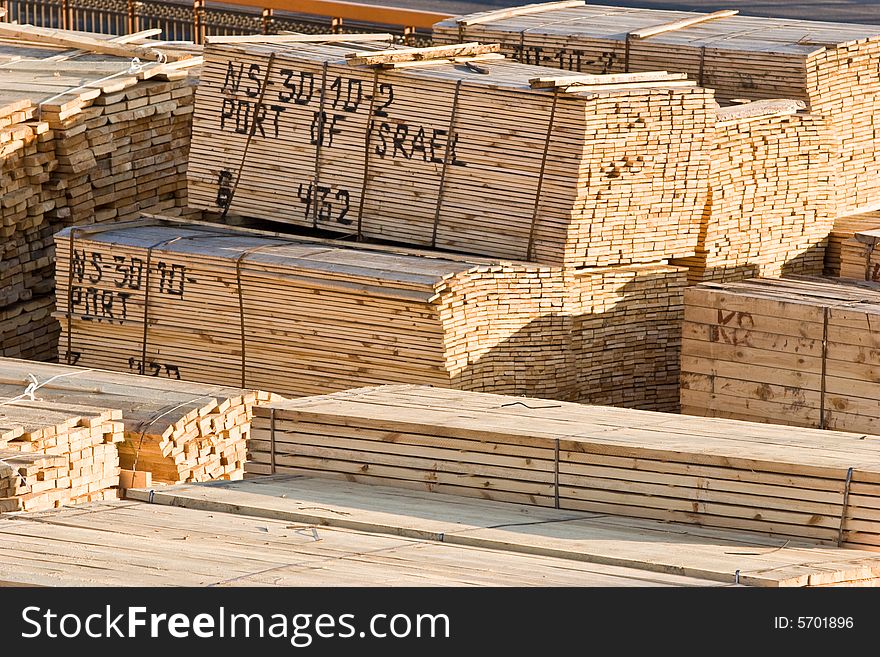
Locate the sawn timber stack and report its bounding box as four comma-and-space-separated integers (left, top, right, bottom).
0, 357, 277, 484
249, 384, 880, 550
54, 219, 686, 410
0, 398, 122, 512
187, 41, 713, 267
825, 210, 880, 276
681, 276, 880, 436
435, 2, 880, 213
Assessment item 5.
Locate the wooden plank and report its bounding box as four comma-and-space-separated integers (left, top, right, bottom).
630, 10, 740, 40
345, 42, 501, 66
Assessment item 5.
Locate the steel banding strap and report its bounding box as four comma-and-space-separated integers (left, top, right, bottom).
865, 240, 878, 281
234, 242, 290, 388
355, 67, 381, 241
140, 236, 184, 375
220, 51, 277, 221
270, 407, 277, 475
525, 89, 559, 261
430, 79, 464, 248
819, 306, 830, 429
837, 466, 854, 547
697, 45, 708, 87
312, 60, 331, 229
554, 438, 560, 509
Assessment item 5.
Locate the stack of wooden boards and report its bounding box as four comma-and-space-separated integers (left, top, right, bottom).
0, 398, 122, 512
187, 41, 713, 268
54, 219, 685, 410
0, 357, 277, 484
681, 276, 880, 435
0, 25, 201, 362
249, 384, 880, 550
435, 2, 880, 214
830, 213, 880, 280
825, 210, 880, 276
672, 101, 836, 283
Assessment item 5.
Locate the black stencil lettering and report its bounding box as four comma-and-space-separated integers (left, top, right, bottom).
267, 105, 285, 139
429, 129, 446, 164
245, 63, 262, 98
411, 126, 427, 161
449, 132, 468, 167
165, 364, 182, 380
375, 83, 394, 117
374, 122, 391, 156
156, 262, 189, 297
330, 76, 342, 109
217, 169, 234, 209
316, 184, 332, 222
335, 189, 351, 225
342, 79, 362, 112
297, 181, 313, 218
221, 61, 242, 94
88, 252, 103, 284
310, 112, 345, 147
392, 124, 410, 159
220, 98, 235, 131
71, 249, 87, 283
234, 100, 251, 135
66, 351, 82, 365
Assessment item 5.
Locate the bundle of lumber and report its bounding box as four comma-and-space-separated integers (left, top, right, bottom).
0, 357, 277, 484
0, 398, 122, 512
672, 101, 836, 283
681, 276, 880, 435
187, 41, 713, 267
54, 218, 685, 409
435, 2, 880, 213
250, 384, 880, 549
825, 211, 880, 276
839, 229, 880, 282
0, 26, 200, 361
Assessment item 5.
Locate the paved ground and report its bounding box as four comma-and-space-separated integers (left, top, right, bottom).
364, 0, 880, 26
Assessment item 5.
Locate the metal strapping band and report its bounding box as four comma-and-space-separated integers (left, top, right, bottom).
234, 243, 289, 388
458, 23, 465, 44
431, 79, 463, 248
697, 45, 707, 87
837, 467, 854, 547
525, 89, 559, 260
140, 236, 183, 376
519, 29, 527, 63
356, 67, 381, 241
312, 60, 330, 228
220, 52, 277, 221
624, 33, 632, 73
865, 240, 878, 281
554, 439, 560, 509
130, 394, 213, 473
819, 306, 829, 429
270, 407, 277, 475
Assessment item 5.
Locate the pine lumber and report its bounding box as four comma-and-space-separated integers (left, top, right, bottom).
53, 218, 686, 410
671, 104, 836, 283
834, 213, 880, 279
248, 384, 880, 551
187, 41, 714, 267
0, 398, 122, 512
0, 28, 200, 362
681, 276, 880, 438
435, 4, 880, 213
0, 357, 278, 484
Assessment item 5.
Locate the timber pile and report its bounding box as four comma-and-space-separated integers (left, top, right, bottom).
0, 26, 200, 362
827, 211, 880, 277
435, 2, 880, 213
672, 101, 836, 283
825, 211, 880, 276
53, 219, 686, 410
839, 229, 880, 282
250, 384, 880, 550
0, 399, 122, 512
187, 41, 714, 267
681, 276, 880, 435
0, 357, 277, 484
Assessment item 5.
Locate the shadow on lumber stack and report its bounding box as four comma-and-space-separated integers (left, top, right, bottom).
53, 219, 684, 410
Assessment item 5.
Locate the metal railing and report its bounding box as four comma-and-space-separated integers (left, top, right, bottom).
0, 0, 449, 43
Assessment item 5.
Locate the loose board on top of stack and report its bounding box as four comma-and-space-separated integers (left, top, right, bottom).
187, 40, 713, 267
0, 25, 201, 362
250, 384, 880, 550
435, 2, 880, 214
671, 100, 836, 283
0, 397, 122, 512
53, 218, 686, 410
681, 276, 880, 435
825, 210, 880, 276
0, 357, 277, 484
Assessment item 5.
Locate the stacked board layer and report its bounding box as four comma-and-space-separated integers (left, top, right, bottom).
250, 384, 880, 550
0, 398, 122, 512
187, 41, 713, 267
54, 219, 686, 410
0, 29, 200, 362
672, 102, 835, 283
681, 276, 880, 435
825, 210, 880, 276
0, 357, 277, 484
435, 2, 880, 213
